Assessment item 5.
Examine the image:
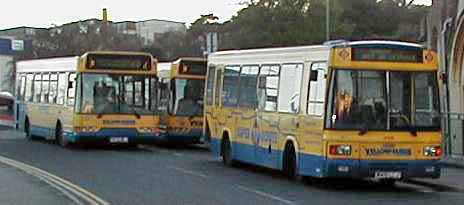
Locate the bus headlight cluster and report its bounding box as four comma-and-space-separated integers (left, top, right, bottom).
424, 146, 442, 157
329, 145, 352, 156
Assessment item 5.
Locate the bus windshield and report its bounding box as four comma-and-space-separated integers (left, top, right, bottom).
79, 73, 157, 115
326, 70, 440, 131
172, 78, 204, 116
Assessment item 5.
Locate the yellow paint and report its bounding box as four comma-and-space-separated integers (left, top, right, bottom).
205, 43, 442, 165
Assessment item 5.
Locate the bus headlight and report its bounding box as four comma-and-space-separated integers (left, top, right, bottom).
329, 145, 352, 156
424, 146, 442, 157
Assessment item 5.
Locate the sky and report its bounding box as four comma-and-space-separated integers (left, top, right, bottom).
0, 0, 432, 30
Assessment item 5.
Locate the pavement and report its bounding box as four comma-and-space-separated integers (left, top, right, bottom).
407, 163, 464, 192
0, 163, 72, 205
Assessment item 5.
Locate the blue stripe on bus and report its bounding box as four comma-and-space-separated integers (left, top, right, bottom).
30, 125, 53, 138
210, 138, 441, 179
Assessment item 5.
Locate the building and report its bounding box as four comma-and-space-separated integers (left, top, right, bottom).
0, 26, 48, 40
428, 0, 464, 160
114, 19, 186, 45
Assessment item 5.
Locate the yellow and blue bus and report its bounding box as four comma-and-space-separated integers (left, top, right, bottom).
15, 51, 161, 147
158, 58, 207, 144
205, 41, 442, 182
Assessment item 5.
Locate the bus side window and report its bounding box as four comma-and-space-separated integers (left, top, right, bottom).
238, 65, 259, 109
214, 69, 223, 107
307, 62, 327, 116
278, 64, 303, 113
25, 74, 34, 102
205, 66, 216, 106
41, 73, 50, 104
67, 73, 77, 106
49, 73, 58, 104
18, 75, 26, 101
57, 73, 67, 105
33, 74, 42, 103
258, 65, 280, 112
222, 66, 240, 107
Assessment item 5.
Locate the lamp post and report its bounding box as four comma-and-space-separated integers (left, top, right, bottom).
326, 0, 330, 41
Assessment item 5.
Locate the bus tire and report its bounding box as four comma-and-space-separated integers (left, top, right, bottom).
221, 135, 234, 166
283, 142, 298, 180
55, 123, 69, 148
24, 118, 32, 140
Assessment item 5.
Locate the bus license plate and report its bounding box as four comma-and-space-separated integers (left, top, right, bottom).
110, 137, 128, 143
374, 171, 402, 179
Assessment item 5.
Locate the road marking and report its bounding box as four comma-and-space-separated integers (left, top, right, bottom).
173, 152, 184, 157
0, 155, 109, 205
236, 185, 295, 205
168, 166, 209, 179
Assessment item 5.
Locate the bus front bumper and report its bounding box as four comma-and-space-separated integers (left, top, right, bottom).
65, 129, 165, 144
322, 159, 441, 179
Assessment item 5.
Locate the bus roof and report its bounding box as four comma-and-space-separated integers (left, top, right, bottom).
172, 57, 207, 64
209, 45, 330, 65
332, 40, 423, 49
16, 56, 78, 73
81, 51, 155, 58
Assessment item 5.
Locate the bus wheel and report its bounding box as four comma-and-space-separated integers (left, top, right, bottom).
56, 123, 69, 148
283, 142, 298, 180
24, 119, 32, 140
221, 136, 234, 166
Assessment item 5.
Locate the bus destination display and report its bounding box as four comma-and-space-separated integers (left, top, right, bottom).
178, 61, 207, 75
352, 48, 422, 63
87, 54, 151, 70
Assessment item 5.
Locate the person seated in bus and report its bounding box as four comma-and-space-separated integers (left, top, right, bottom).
335, 90, 354, 122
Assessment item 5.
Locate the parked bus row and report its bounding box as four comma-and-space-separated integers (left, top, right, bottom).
14, 40, 443, 183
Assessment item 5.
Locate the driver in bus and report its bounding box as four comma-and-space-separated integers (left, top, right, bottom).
176, 87, 201, 116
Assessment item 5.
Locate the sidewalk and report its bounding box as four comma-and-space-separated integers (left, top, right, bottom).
408, 165, 464, 191
442, 156, 464, 169
0, 162, 71, 205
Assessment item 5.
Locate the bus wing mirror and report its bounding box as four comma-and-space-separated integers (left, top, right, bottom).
68, 82, 74, 89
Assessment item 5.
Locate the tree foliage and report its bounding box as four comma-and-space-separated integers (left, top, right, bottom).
28, 0, 430, 60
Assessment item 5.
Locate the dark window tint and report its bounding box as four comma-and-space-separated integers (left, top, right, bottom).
239, 66, 259, 108
222, 66, 240, 107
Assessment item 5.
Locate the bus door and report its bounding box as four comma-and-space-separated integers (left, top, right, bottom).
16, 75, 27, 129
234, 66, 260, 163
212, 68, 224, 140
298, 62, 328, 175
255, 65, 281, 167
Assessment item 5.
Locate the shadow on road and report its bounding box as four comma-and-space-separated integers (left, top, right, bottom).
149, 142, 209, 152
214, 160, 460, 193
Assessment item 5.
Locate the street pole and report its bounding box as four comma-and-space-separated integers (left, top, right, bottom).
326, 0, 330, 41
